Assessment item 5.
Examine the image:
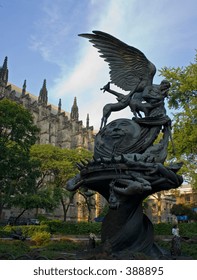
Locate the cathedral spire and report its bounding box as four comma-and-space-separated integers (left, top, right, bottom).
70, 97, 79, 121
0, 56, 8, 87
38, 79, 48, 105
58, 98, 62, 114
86, 113, 89, 128
2, 56, 8, 70
21, 79, 26, 97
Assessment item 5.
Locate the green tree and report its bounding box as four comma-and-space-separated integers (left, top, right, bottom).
171, 204, 197, 221
30, 144, 93, 221
0, 98, 40, 219
160, 51, 197, 188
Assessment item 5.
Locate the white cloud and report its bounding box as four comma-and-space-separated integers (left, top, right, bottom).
29, 0, 197, 130
29, 0, 74, 65
47, 0, 164, 129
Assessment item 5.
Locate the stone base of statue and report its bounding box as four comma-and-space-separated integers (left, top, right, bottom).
101, 202, 154, 255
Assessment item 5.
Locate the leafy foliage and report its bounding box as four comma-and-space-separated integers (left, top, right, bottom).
170, 204, 197, 221
31, 231, 51, 246
0, 240, 30, 258
153, 222, 197, 238
0, 98, 39, 147
41, 220, 101, 235
159, 51, 197, 188
2, 224, 49, 237
0, 99, 40, 218
30, 144, 93, 221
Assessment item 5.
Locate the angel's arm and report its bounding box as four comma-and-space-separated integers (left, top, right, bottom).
101, 82, 125, 100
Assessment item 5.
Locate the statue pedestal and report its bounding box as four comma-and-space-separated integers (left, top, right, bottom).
101, 200, 154, 255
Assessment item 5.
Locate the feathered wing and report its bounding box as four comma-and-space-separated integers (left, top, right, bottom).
79, 30, 156, 92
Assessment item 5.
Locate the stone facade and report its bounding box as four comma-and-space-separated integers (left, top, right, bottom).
0, 57, 95, 151
176, 184, 197, 206
145, 185, 197, 224
145, 192, 177, 224
0, 56, 107, 222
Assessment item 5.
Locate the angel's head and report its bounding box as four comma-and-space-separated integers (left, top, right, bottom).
160, 80, 170, 91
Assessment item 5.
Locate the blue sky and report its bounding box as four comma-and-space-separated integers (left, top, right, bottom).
0, 0, 196, 130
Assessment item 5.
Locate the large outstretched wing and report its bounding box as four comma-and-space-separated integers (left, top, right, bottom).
79, 30, 156, 92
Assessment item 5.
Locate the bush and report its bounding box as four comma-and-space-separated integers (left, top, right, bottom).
31, 231, 51, 246
0, 240, 30, 257
0, 228, 11, 238
1, 221, 196, 238
37, 214, 50, 222
41, 220, 65, 234
153, 223, 197, 238
178, 223, 197, 238
2, 224, 49, 238
1, 221, 102, 236
41, 221, 101, 235
153, 223, 171, 235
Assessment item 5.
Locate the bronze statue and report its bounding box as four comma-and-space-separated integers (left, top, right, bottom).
66, 31, 183, 259
79, 31, 170, 129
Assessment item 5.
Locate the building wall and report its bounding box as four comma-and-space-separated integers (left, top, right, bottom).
145, 185, 197, 224
3, 84, 95, 151
145, 192, 177, 224
176, 184, 197, 206
1, 57, 107, 222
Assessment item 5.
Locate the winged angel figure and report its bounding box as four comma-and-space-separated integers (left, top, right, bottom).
79, 31, 169, 130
